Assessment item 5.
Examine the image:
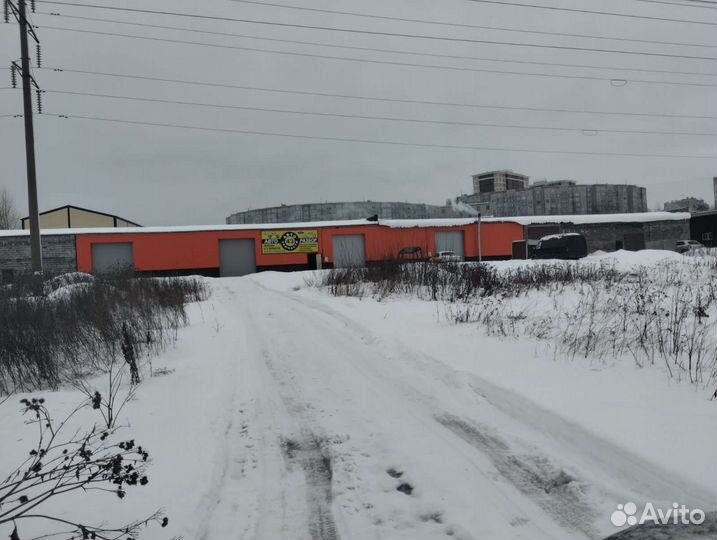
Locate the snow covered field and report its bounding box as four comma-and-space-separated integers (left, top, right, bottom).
1, 251, 716, 540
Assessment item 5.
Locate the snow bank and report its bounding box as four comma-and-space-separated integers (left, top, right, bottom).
585, 249, 684, 271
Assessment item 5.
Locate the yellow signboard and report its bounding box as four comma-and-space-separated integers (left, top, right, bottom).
261, 230, 319, 254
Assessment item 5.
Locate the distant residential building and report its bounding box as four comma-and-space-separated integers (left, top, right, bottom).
457, 172, 647, 217
472, 170, 529, 194
21, 205, 141, 230
227, 200, 475, 224
664, 197, 709, 213
713, 177, 716, 208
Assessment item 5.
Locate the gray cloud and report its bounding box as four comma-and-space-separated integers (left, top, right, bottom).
1, 0, 715, 225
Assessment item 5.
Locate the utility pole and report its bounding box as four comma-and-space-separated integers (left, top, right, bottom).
16, 0, 42, 271
477, 212, 482, 262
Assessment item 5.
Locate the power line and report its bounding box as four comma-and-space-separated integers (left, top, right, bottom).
38, 27, 717, 88
34, 1, 717, 58
35, 12, 717, 78
39, 0, 717, 25
44, 88, 717, 137
636, 0, 717, 7
460, 0, 717, 24
40, 67, 717, 120
42, 113, 716, 158
227, 0, 717, 48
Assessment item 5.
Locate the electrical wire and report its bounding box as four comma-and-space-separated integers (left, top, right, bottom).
227, 0, 717, 48
43, 89, 717, 137
460, 0, 717, 24
34, 1, 717, 57
38, 27, 717, 88
34, 12, 717, 78
39, 0, 717, 25
41, 113, 717, 159
636, 0, 717, 7
39, 67, 717, 120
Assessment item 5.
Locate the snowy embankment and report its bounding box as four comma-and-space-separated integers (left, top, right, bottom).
1, 252, 715, 540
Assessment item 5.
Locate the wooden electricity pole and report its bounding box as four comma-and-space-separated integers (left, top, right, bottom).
16, 0, 42, 271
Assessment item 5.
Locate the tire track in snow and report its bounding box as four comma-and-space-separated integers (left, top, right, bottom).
242, 324, 341, 540
193, 285, 245, 540
436, 413, 597, 538
280, 432, 339, 540
254, 280, 716, 535
245, 279, 589, 539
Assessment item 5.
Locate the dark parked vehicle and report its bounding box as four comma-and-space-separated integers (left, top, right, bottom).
531, 233, 588, 260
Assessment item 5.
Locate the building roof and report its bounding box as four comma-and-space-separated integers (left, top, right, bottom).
691, 209, 717, 218
505, 212, 689, 226
472, 170, 529, 179
0, 212, 690, 238
21, 204, 141, 227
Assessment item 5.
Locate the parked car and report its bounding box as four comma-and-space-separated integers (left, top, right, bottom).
430, 250, 463, 263
675, 239, 703, 254
398, 246, 423, 260
531, 233, 587, 260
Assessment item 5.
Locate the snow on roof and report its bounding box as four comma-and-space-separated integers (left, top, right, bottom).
0, 212, 689, 238
378, 218, 479, 228
0, 219, 375, 238
537, 233, 583, 241
497, 211, 690, 226
0, 218, 488, 238
381, 212, 690, 227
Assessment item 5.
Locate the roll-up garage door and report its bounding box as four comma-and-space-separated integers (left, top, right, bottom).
332, 235, 366, 267
435, 231, 465, 258
92, 243, 134, 274
219, 239, 257, 277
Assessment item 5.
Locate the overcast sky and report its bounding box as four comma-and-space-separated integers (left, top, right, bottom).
1, 0, 715, 225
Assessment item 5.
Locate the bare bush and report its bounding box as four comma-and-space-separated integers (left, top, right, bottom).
0, 188, 20, 230
0, 274, 208, 394
0, 397, 169, 540
322, 259, 621, 303
322, 254, 717, 395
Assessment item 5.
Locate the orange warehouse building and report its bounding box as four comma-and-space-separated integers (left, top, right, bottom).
73, 219, 525, 276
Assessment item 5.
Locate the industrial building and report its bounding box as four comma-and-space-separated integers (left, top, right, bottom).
690, 210, 716, 247
0, 219, 521, 280
457, 171, 647, 217
514, 212, 689, 256
0, 212, 691, 281
226, 200, 475, 224
21, 205, 141, 230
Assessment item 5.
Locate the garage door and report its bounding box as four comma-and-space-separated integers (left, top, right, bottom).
435, 231, 465, 258
332, 235, 366, 267
219, 239, 256, 277
624, 233, 646, 251
92, 243, 134, 274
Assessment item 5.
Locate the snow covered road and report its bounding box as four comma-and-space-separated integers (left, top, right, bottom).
189, 275, 716, 540
3, 270, 713, 540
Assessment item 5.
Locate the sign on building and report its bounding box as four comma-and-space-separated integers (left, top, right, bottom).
261, 230, 319, 254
